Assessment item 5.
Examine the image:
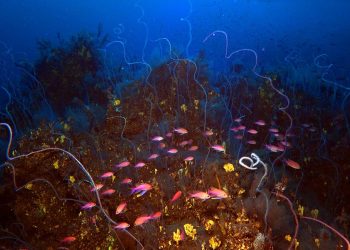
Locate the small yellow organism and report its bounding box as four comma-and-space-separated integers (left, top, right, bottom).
63, 123, 70, 131
194, 99, 199, 109
209, 236, 221, 249
238, 188, 246, 195
310, 209, 319, 218
205, 219, 215, 231
297, 205, 304, 216
53, 160, 59, 169
285, 234, 292, 242
223, 163, 234, 172
314, 238, 320, 248
184, 224, 196, 240
113, 99, 121, 106
69, 176, 75, 183
60, 135, 66, 144
25, 183, 33, 190
180, 104, 187, 112
173, 229, 181, 245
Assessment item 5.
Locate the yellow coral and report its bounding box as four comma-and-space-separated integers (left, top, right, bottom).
69, 176, 76, 183
209, 236, 221, 249
310, 209, 319, 218
285, 234, 292, 242
173, 229, 181, 245
205, 219, 215, 231
223, 163, 234, 172
297, 205, 304, 216
53, 160, 59, 169
184, 223, 196, 240
181, 104, 187, 112
113, 99, 121, 106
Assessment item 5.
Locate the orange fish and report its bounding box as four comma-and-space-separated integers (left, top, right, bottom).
100, 172, 114, 179
150, 211, 162, 220
211, 145, 225, 153
208, 187, 228, 199
134, 215, 152, 226
61, 236, 76, 243
167, 148, 178, 154
81, 202, 96, 210
184, 156, 194, 162
114, 222, 130, 230
284, 159, 301, 169
131, 183, 152, 196
189, 191, 210, 201
90, 183, 104, 192
174, 127, 188, 135
101, 189, 116, 196
121, 178, 132, 184
188, 145, 198, 151
115, 202, 127, 214
170, 191, 182, 203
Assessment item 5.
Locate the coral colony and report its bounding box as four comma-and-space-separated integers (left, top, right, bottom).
1, 3, 350, 250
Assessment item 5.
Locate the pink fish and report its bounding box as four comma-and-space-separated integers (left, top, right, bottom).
90, 184, 104, 192
208, 187, 228, 199
167, 148, 178, 154
265, 144, 280, 152
115, 202, 127, 215
247, 140, 256, 145
234, 135, 243, 140
101, 189, 116, 196
166, 132, 173, 137
148, 153, 159, 160
61, 236, 76, 243
170, 191, 182, 203
284, 159, 301, 169
255, 120, 266, 126
234, 117, 242, 122
152, 136, 164, 142
269, 128, 279, 133
189, 191, 210, 201
131, 183, 152, 196
237, 125, 246, 130
247, 129, 258, 134
174, 127, 188, 135
115, 161, 130, 168
121, 178, 132, 184
134, 215, 152, 226
280, 141, 291, 147
203, 130, 214, 136
211, 145, 225, 153
188, 145, 198, 151
81, 202, 96, 210
184, 156, 194, 161
179, 140, 189, 147
230, 127, 239, 132
134, 162, 146, 168
309, 127, 317, 132
150, 211, 162, 220
114, 222, 130, 230
100, 172, 114, 179
158, 142, 166, 149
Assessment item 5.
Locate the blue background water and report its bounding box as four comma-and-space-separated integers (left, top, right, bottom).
1, 0, 350, 75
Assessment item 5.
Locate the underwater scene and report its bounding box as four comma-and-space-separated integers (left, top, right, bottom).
0, 0, 350, 249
